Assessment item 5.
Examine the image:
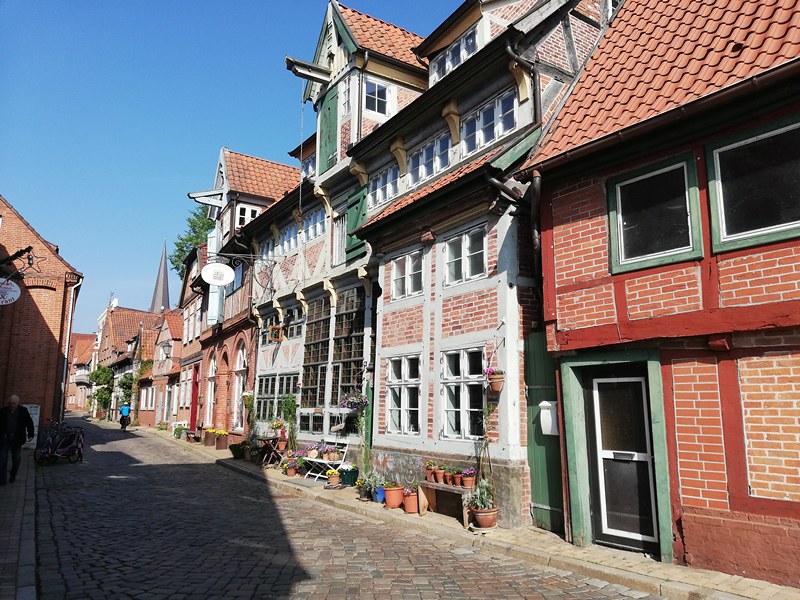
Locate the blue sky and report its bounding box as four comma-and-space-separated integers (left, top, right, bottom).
0, 1, 456, 333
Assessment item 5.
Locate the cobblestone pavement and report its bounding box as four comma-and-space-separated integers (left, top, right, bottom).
35, 417, 663, 600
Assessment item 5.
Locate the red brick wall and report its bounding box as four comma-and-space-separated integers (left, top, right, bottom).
339, 118, 351, 160
538, 23, 571, 72
556, 283, 616, 329
304, 238, 324, 276
671, 357, 730, 510
381, 305, 424, 347
397, 87, 420, 112
738, 352, 800, 502
718, 245, 800, 307
442, 290, 498, 337
625, 266, 702, 320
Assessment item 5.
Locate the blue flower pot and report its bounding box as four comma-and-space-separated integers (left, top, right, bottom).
372, 486, 385, 503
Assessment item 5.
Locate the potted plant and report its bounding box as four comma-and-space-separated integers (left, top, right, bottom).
361, 471, 383, 503
453, 468, 463, 487
424, 459, 437, 482
282, 458, 299, 477
383, 479, 404, 509
326, 469, 341, 486
304, 443, 319, 459
485, 367, 505, 393
203, 428, 217, 446
355, 478, 370, 501
402, 483, 419, 514
214, 429, 229, 450
248, 444, 262, 462
280, 394, 298, 452
338, 462, 359, 486
463, 478, 499, 529
443, 467, 454, 486
434, 465, 446, 484
229, 442, 245, 459
461, 467, 476, 489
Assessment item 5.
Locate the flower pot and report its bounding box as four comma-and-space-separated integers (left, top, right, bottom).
277, 439, 288, 451
328, 474, 341, 486
443, 472, 453, 485
307, 449, 318, 459
285, 467, 297, 477
470, 507, 499, 529
340, 469, 359, 486
403, 492, 418, 514
383, 486, 404, 509
204, 432, 215, 446
215, 436, 228, 451
425, 467, 434, 482
462, 476, 476, 489
454, 474, 463, 487
434, 469, 445, 483
487, 375, 504, 393
229, 444, 245, 459
372, 486, 385, 503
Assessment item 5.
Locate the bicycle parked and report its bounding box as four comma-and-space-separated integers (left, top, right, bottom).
34, 419, 84, 465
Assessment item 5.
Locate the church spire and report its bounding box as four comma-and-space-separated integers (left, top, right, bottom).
149, 241, 170, 313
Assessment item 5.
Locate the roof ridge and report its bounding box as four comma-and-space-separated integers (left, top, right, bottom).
223, 148, 299, 171
338, 2, 424, 41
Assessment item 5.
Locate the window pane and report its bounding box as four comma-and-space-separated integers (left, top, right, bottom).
463, 118, 478, 154
447, 239, 463, 282
464, 30, 477, 56
393, 259, 406, 298
481, 105, 495, 144
437, 134, 450, 169
409, 252, 422, 293
499, 94, 515, 132
717, 126, 800, 238
390, 358, 402, 382
447, 409, 461, 436
447, 385, 461, 410
423, 144, 434, 178
446, 353, 461, 378
408, 387, 419, 409
469, 407, 484, 437
407, 357, 420, 379
448, 44, 461, 68
467, 231, 484, 277
409, 152, 421, 185
618, 165, 690, 260
408, 408, 419, 433
466, 350, 483, 376
467, 383, 484, 410
390, 387, 402, 410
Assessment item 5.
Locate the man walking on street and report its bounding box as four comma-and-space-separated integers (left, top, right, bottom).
0, 394, 35, 485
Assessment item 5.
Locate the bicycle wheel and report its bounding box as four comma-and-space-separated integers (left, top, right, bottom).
67, 447, 80, 463
34, 448, 47, 465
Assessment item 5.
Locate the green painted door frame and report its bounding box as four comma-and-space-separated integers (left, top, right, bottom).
525, 331, 564, 533
560, 349, 672, 563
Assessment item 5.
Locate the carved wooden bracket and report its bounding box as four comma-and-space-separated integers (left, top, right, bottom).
442, 98, 460, 144
390, 137, 407, 176
509, 60, 531, 104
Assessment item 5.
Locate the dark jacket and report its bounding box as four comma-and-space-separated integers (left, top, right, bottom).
0, 404, 35, 446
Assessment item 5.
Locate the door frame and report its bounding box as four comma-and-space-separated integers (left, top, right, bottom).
560, 349, 672, 563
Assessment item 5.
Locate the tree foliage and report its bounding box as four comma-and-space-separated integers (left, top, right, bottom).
119, 373, 134, 403
170, 205, 214, 278
89, 365, 114, 411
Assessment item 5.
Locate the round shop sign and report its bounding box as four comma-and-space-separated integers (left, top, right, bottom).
201, 263, 235, 286
0, 280, 21, 305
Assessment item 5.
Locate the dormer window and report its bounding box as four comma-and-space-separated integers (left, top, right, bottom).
408, 133, 451, 187
303, 207, 326, 242
301, 155, 316, 178
237, 205, 259, 228
431, 27, 478, 85
462, 90, 516, 156
365, 79, 388, 115
368, 164, 400, 208
277, 223, 299, 256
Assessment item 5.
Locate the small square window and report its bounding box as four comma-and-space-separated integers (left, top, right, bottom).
365, 80, 388, 115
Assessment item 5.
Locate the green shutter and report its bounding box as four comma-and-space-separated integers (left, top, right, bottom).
345, 187, 368, 261
318, 87, 338, 175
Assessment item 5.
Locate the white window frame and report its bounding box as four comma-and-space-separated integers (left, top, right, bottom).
260, 237, 275, 261
408, 133, 451, 187
237, 205, 259, 228
444, 227, 487, 286
232, 343, 247, 432
205, 356, 216, 425
364, 78, 389, 116
303, 207, 326, 242
386, 355, 421, 435
333, 213, 347, 265
441, 347, 486, 439
461, 90, 517, 156
391, 250, 423, 300
277, 222, 299, 256
430, 27, 478, 85
368, 164, 400, 208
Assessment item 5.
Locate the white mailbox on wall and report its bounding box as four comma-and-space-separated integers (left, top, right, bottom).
538, 400, 559, 436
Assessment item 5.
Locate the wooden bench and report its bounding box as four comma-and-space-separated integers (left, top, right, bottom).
418, 481, 471, 528
302, 438, 351, 481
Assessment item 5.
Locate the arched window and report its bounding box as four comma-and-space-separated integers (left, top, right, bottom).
233, 344, 247, 431
205, 355, 216, 427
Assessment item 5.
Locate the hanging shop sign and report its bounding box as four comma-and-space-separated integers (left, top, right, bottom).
0, 280, 21, 305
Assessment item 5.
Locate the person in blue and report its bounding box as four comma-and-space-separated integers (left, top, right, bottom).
119, 402, 131, 431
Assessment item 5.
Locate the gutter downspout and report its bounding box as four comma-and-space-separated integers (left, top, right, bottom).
60, 274, 83, 422
357, 50, 370, 141
506, 40, 542, 128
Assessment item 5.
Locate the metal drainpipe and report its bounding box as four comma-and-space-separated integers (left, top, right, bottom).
60, 274, 84, 422
357, 50, 369, 141
505, 40, 542, 128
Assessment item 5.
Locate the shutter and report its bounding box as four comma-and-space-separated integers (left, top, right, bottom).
345, 187, 368, 261
318, 87, 338, 175
206, 226, 224, 326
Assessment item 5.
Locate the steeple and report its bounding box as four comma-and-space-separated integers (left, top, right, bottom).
149, 241, 170, 313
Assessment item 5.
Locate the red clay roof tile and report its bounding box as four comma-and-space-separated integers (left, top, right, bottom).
223, 149, 300, 200
338, 4, 425, 67
533, 0, 800, 165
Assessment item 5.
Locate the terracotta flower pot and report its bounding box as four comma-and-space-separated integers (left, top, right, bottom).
487, 375, 504, 393
277, 440, 287, 451
383, 486, 404, 509
204, 432, 215, 446
425, 467, 434, 482
403, 492, 418, 514
285, 467, 297, 477
434, 469, 445, 483
307, 449, 318, 459
462, 476, 476, 489
454, 474, 463, 487
443, 472, 453, 485
470, 507, 499, 529
215, 436, 228, 451
328, 474, 341, 486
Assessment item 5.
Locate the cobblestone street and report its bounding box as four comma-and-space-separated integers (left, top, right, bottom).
34, 418, 662, 600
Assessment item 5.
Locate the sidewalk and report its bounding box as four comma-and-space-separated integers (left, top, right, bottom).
0, 447, 36, 600
138, 426, 799, 600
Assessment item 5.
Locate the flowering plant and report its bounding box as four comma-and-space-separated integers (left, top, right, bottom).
484, 367, 504, 376
338, 462, 356, 471
303, 443, 318, 452
270, 419, 284, 429
214, 429, 229, 437
462, 467, 476, 477
338, 392, 368, 412
282, 459, 298, 471
403, 482, 419, 496
424, 459, 437, 469
318, 444, 334, 453
384, 479, 400, 488
326, 469, 340, 477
